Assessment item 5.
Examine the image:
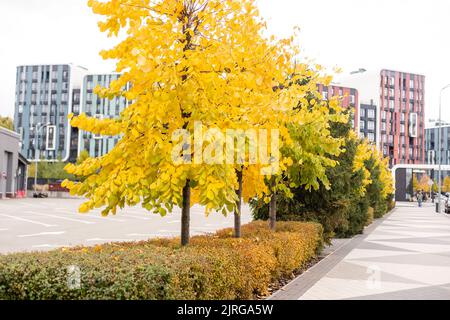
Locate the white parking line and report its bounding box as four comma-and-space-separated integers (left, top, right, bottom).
157, 230, 179, 234
0, 213, 56, 227
117, 215, 152, 221
86, 238, 134, 242
32, 244, 66, 249
18, 231, 66, 238
56, 210, 127, 223
122, 212, 169, 219
25, 211, 96, 225
127, 233, 158, 237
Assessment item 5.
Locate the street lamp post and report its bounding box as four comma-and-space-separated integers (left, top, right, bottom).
437, 85, 450, 213
33, 122, 51, 196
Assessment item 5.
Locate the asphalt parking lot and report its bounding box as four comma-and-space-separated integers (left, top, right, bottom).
0, 198, 253, 254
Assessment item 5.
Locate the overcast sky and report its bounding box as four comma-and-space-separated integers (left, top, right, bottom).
1, 0, 450, 123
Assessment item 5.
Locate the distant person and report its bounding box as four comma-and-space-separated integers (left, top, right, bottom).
417, 190, 424, 208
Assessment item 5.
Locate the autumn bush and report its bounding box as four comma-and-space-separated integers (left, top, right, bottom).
0, 221, 323, 300
216, 221, 323, 277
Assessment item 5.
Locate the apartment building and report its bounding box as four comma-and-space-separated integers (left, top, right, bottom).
78, 74, 129, 158
339, 69, 426, 167
317, 84, 359, 132
425, 124, 450, 165
14, 64, 87, 162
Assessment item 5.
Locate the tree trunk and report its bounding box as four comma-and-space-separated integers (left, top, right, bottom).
181, 180, 191, 246
269, 180, 277, 231
234, 169, 243, 238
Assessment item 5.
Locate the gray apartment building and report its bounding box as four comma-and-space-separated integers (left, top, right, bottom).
78, 73, 129, 158
14, 64, 87, 162
0, 127, 29, 198
425, 124, 450, 165
359, 102, 377, 144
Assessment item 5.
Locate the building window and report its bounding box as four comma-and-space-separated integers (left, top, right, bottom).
410, 79, 414, 89
368, 121, 375, 130
368, 133, 375, 142
46, 125, 56, 151
409, 113, 418, 137
19, 91, 26, 103
389, 100, 395, 109
360, 109, 365, 117
389, 77, 395, 86
367, 109, 375, 118
350, 95, 355, 104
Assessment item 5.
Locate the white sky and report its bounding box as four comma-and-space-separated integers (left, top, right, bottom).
1, 0, 450, 123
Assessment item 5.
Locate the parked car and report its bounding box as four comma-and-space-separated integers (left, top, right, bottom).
33, 192, 48, 198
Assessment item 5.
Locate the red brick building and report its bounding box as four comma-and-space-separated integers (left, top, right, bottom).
379, 70, 425, 166
339, 69, 425, 167
317, 84, 359, 132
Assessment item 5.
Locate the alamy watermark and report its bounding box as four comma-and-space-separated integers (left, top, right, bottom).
366, 265, 381, 290
171, 122, 280, 175
67, 265, 81, 290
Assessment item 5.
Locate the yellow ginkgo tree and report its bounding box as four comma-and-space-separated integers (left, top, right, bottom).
63, 0, 319, 245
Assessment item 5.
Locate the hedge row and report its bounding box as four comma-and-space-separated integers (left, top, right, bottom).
0, 221, 323, 300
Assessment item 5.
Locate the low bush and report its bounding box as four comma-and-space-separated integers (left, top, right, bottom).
0, 221, 323, 300
365, 207, 374, 227
216, 221, 323, 277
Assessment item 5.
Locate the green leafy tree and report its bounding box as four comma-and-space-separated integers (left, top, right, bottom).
0, 116, 13, 131
252, 110, 369, 239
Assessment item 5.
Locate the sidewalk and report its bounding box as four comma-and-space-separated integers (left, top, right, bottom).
270, 203, 450, 300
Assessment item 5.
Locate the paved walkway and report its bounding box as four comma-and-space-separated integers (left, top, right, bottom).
271, 203, 450, 300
